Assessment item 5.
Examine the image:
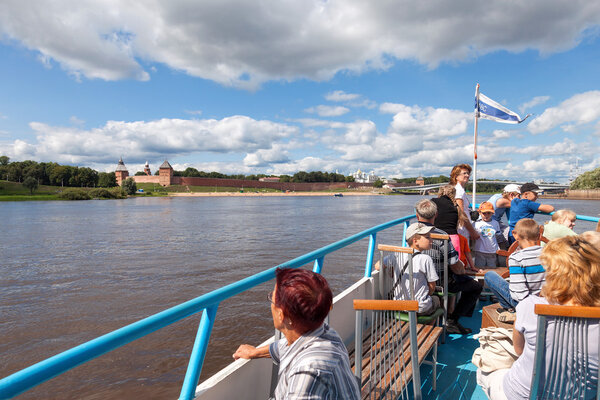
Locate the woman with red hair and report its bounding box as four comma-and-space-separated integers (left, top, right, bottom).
233, 268, 359, 399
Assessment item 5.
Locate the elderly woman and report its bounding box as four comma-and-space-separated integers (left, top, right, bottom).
233, 268, 360, 400
450, 164, 480, 241
477, 235, 600, 399
542, 209, 577, 242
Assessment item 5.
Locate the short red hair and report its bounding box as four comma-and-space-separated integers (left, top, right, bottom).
450, 164, 472, 185
274, 268, 332, 334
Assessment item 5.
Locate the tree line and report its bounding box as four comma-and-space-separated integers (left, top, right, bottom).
0, 156, 117, 188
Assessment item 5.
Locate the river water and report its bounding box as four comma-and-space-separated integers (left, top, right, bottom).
1, 195, 598, 399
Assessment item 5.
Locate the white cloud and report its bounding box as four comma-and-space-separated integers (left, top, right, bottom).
0, 116, 297, 164
325, 90, 360, 102
528, 91, 600, 134
70, 116, 85, 126
304, 105, 350, 117
1, 1, 599, 88
519, 95, 550, 113
491, 130, 511, 140
243, 144, 290, 167
381, 103, 471, 138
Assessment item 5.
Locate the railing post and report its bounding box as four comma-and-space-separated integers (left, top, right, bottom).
409, 311, 422, 400
402, 220, 410, 247
179, 305, 219, 400
364, 233, 377, 277
313, 257, 324, 274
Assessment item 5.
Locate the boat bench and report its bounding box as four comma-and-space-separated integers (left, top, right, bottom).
481, 303, 514, 329
348, 300, 443, 399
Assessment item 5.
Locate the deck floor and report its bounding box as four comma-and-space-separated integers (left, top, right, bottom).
417, 297, 493, 400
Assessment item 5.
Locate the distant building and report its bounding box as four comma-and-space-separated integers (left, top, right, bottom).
144, 161, 152, 176
159, 160, 174, 186
115, 157, 129, 186
352, 169, 379, 183
416, 176, 425, 186
259, 177, 280, 182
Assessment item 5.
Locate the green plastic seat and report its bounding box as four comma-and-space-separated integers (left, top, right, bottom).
396, 307, 444, 324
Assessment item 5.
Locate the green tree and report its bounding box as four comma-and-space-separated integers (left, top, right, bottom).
98, 172, 117, 187
570, 167, 600, 189
373, 179, 384, 188
23, 176, 38, 194
122, 177, 137, 195
0, 155, 9, 166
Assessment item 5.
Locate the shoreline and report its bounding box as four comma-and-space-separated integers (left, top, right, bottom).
168, 191, 382, 197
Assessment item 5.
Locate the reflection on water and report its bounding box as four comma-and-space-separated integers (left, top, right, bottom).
0, 196, 597, 399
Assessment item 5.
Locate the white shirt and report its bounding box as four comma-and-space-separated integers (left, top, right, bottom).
474, 219, 500, 253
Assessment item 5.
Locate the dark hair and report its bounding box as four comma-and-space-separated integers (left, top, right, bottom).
274, 268, 333, 334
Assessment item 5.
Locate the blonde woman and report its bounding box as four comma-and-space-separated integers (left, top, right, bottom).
542, 209, 577, 242
477, 235, 600, 400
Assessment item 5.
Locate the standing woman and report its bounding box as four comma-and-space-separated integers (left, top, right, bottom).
450, 164, 480, 241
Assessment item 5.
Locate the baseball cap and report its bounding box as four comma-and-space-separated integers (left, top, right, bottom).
520, 182, 540, 194
405, 222, 434, 241
503, 184, 520, 193
478, 201, 494, 213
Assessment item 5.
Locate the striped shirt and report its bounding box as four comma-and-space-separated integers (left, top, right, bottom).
269, 323, 360, 400
508, 245, 545, 302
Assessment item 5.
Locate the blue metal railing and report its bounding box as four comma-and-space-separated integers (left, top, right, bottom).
0, 214, 416, 400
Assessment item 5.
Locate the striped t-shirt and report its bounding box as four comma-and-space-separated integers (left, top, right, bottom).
269, 323, 360, 400
508, 245, 545, 302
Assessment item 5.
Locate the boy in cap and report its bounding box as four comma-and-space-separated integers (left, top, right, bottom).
507, 182, 554, 244
473, 201, 500, 268
381, 222, 441, 315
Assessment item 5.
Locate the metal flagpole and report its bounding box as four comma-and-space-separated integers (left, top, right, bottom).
473, 83, 480, 207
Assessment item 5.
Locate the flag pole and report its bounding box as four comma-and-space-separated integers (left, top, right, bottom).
473, 83, 480, 208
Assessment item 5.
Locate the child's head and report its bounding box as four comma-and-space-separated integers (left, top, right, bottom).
551, 209, 576, 229
540, 235, 600, 307
478, 201, 494, 222
520, 182, 540, 201
406, 222, 434, 250
513, 218, 539, 242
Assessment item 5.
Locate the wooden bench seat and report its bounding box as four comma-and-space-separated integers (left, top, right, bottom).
349, 301, 443, 399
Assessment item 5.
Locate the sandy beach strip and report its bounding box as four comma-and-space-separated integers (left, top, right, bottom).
168, 191, 382, 197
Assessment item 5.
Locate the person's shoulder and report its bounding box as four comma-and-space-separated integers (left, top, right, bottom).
516, 295, 548, 312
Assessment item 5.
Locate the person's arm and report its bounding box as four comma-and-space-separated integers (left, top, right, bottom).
513, 328, 525, 356
428, 281, 436, 295
456, 198, 481, 240
537, 204, 554, 213
495, 197, 511, 208
233, 344, 271, 360
449, 260, 465, 275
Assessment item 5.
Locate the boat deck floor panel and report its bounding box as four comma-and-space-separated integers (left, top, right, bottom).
417, 298, 492, 400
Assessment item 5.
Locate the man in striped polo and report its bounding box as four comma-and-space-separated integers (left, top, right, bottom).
484, 219, 545, 322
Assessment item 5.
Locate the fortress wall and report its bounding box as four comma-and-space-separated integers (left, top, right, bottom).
175, 177, 371, 191
132, 176, 161, 184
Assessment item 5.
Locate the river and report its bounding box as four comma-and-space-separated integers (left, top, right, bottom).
1, 195, 598, 399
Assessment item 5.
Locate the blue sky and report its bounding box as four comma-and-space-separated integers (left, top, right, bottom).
1, 1, 599, 183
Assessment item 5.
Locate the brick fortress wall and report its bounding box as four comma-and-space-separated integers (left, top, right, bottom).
131, 175, 372, 191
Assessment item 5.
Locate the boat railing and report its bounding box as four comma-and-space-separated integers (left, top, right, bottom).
1, 210, 597, 400
0, 214, 417, 400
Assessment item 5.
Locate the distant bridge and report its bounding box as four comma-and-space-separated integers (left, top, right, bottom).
389, 181, 569, 194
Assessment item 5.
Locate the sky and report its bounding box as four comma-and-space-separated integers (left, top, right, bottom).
0, 1, 599, 183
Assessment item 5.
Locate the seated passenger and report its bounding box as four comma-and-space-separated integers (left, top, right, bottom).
233, 268, 360, 400
477, 235, 600, 400
416, 199, 482, 334
484, 219, 544, 320
542, 209, 577, 243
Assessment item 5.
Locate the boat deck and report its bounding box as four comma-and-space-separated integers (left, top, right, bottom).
418, 298, 492, 400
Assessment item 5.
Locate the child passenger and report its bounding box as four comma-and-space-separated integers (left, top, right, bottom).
484, 219, 544, 323
473, 201, 500, 268
386, 222, 441, 315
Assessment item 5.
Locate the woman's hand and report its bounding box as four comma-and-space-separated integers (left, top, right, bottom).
233, 344, 270, 360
